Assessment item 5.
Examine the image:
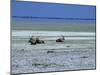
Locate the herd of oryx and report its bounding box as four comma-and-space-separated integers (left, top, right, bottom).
28, 35, 65, 45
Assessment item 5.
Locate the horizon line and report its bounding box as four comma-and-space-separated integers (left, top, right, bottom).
12, 16, 96, 20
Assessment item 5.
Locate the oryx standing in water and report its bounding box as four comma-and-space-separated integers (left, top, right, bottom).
56, 35, 65, 42
28, 36, 36, 45
29, 36, 45, 45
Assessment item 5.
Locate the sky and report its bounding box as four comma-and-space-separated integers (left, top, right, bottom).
11, 0, 96, 19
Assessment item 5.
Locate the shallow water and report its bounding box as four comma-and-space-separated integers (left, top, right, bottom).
11, 30, 96, 74
12, 48, 95, 74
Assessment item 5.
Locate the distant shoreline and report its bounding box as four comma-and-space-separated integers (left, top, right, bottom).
12, 16, 96, 20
